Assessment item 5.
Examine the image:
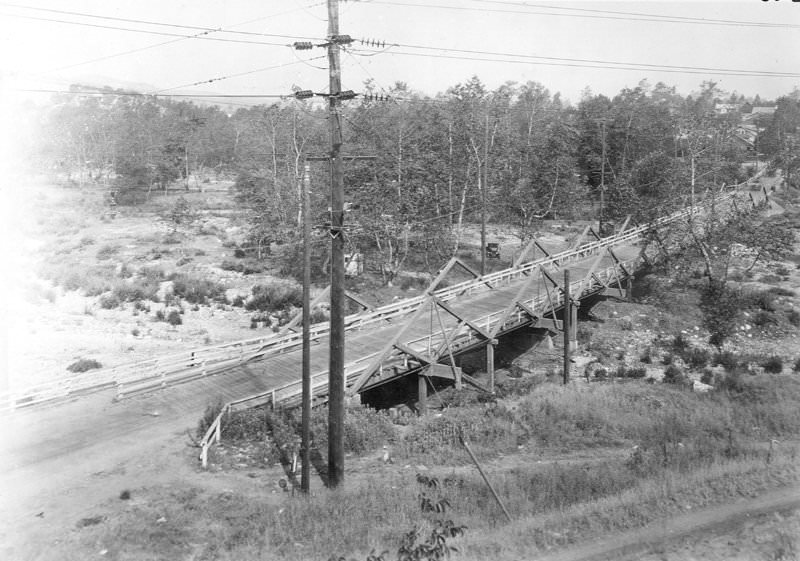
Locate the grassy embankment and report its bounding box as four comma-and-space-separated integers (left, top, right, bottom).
46, 371, 800, 561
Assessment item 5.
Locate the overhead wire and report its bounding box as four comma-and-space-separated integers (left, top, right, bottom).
348, 45, 800, 79
0, 11, 296, 47
41, 2, 326, 74
0, 2, 326, 41
369, 0, 800, 29
153, 56, 327, 94
470, 0, 800, 29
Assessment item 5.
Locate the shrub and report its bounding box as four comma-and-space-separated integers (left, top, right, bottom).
96, 244, 120, 260
166, 310, 182, 326
787, 309, 800, 327
794, 357, 800, 372
67, 358, 102, 373
700, 369, 714, 385
197, 398, 225, 437
753, 310, 779, 327
246, 282, 302, 312
762, 356, 783, 374
700, 280, 741, 348
171, 274, 225, 304
685, 347, 711, 370
99, 294, 121, 309
713, 350, 740, 371
663, 365, 685, 384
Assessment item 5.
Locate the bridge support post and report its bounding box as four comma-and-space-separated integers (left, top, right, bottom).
570, 302, 579, 353
417, 374, 427, 416
626, 275, 635, 303
486, 342, 495, 393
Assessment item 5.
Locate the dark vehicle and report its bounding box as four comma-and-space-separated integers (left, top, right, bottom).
486, 242, 501, 259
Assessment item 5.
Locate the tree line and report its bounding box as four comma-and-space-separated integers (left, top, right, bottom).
34, 79, 800, 282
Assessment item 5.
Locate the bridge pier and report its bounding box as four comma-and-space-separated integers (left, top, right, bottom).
486, 342, 495, 393
417, 374, 427, 415
626, 275, 635, 302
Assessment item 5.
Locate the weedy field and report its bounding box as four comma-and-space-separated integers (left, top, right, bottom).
28, 369, 800, 561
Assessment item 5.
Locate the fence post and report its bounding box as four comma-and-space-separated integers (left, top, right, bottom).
201, 444, 208, 469
271, 389, 276, 409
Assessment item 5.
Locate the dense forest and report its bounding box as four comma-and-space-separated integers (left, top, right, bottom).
31, 78, 800, 282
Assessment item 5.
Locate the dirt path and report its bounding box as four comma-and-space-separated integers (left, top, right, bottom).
536, 484, 800, 561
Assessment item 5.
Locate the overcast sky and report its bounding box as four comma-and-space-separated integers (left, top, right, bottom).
1, 0, 799, 105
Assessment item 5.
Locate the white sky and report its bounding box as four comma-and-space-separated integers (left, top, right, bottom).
0, 0, 799, 104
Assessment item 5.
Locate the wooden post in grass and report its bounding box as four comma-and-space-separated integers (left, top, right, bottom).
563, 269, 571, 385
418, 374, 427, 415
460, 432, 512, 523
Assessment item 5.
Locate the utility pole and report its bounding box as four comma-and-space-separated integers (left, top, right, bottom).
326, 0, 345, 489
480, 113, 489, 276
301, 162, 311, 493
562, 269, 570, 385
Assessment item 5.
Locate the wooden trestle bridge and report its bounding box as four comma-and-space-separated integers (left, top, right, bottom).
0, 184, 770, 470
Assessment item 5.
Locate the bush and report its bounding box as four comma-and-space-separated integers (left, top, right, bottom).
171, 274, 225, 304
713, 350, 741, 371
663, 365, 686, 384
67, 358, 102, 373
700, 369, 714, 385
794, 357, 800, 372
762, 356, 783, 374
617, 366, 646, 379
753, 310, 779, 327
700, 280, 741, 348
96, 244, 121, 260
166, 310, 182, 326
197, 399, 225, 437
246, 282, 302, 312
685, 347, 711, 370
786, 309, 800, 327
99, 294, 121, 309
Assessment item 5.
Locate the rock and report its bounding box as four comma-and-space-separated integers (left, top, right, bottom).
692, 380, 713, 393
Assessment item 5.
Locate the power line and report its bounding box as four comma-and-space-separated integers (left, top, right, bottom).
42, 2, 326, 74
0, 11, 293, 47
153, 56, 327, 94
369, 0, 800, 29
472, 0, 800, 30
350, 47, 800, 79
12, 88, 293, 102
0, 2, 326, 41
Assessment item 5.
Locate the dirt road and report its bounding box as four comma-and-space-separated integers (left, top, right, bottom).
536, 484, 800, 561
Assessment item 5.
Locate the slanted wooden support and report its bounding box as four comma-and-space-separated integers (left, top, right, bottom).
344, 290, 376, 313
433, 303, 462, 389
570, 224, 592, 251
513, 237, 538, 268
348, 297, 435, 395
428, 257, 494, 294
489, 268, 540, 338
394, 343, 433, 366
432, 297, 493, 341
617, 215, 632, 234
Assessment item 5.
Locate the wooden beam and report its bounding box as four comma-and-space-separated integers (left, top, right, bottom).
433, 297, 493, 341
617, 215, 632, 234
489, 269, 540, 338
570, 224, 592, 251
348, 297, 434, 395
513, 237, 538, 268
344, 290, 375, 312
394, 343, 433, 365
433, 303, 462, 387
